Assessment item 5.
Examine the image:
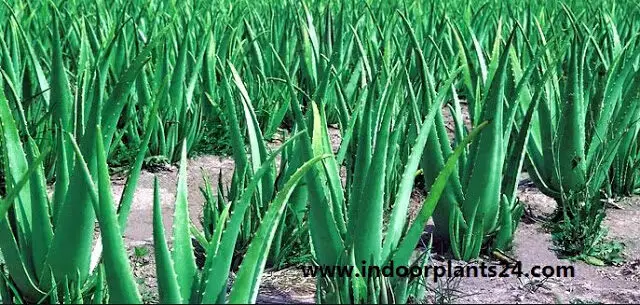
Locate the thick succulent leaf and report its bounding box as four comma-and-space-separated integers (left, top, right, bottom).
228, 154, 330, 304
152, 177, 182, 304
555, 37, 587, 192
0, 81, 32, 246
170, 142, 198, 302
94, 126, 142, 304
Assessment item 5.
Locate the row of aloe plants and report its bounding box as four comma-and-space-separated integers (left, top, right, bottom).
2, 0, 640, 303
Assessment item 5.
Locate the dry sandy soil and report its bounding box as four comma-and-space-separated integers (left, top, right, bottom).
111, 124, 640, 304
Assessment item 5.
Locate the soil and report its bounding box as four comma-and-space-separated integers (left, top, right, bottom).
111, 125, 640, 304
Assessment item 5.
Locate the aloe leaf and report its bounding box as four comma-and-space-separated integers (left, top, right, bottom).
152, 177, 182, 304
116, 85, 162, 233
556, 36, 587, 192
94, 126, 142, 304
229, 63, 275, 206
50, 11, 73, 138
228, 154, 331, 304
0, 79, 32, 247
271, 46, 345, 266
311, 102, 346, 235
22, 137, 52, 279
171, 142, 197, 303
92, 266, 105, 304
494, 194, 514, 251
45, 28, 169, 284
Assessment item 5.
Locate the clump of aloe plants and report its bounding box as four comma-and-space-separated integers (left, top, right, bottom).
526, 9, 640, 264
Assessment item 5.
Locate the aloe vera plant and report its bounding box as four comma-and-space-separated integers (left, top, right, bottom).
0, 12, 162, 301
0, 88, 152, 303
525, 8, 640, 264
403, 17, 538, 260
302, 96, 486, 303
93, 135, 329, 303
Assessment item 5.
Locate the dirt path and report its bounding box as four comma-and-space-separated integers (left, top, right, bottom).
111, 155, 235, 246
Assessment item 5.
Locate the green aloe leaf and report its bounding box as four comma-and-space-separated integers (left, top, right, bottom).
94, 126, 142, 304
152, 177, 182, 304
171, 142, 198, 303
228, 154, 331, 304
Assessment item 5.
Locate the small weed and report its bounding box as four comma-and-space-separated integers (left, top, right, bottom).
425, 274, 464, 304
134, 246, 150, 259
550, 193, 625, 266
